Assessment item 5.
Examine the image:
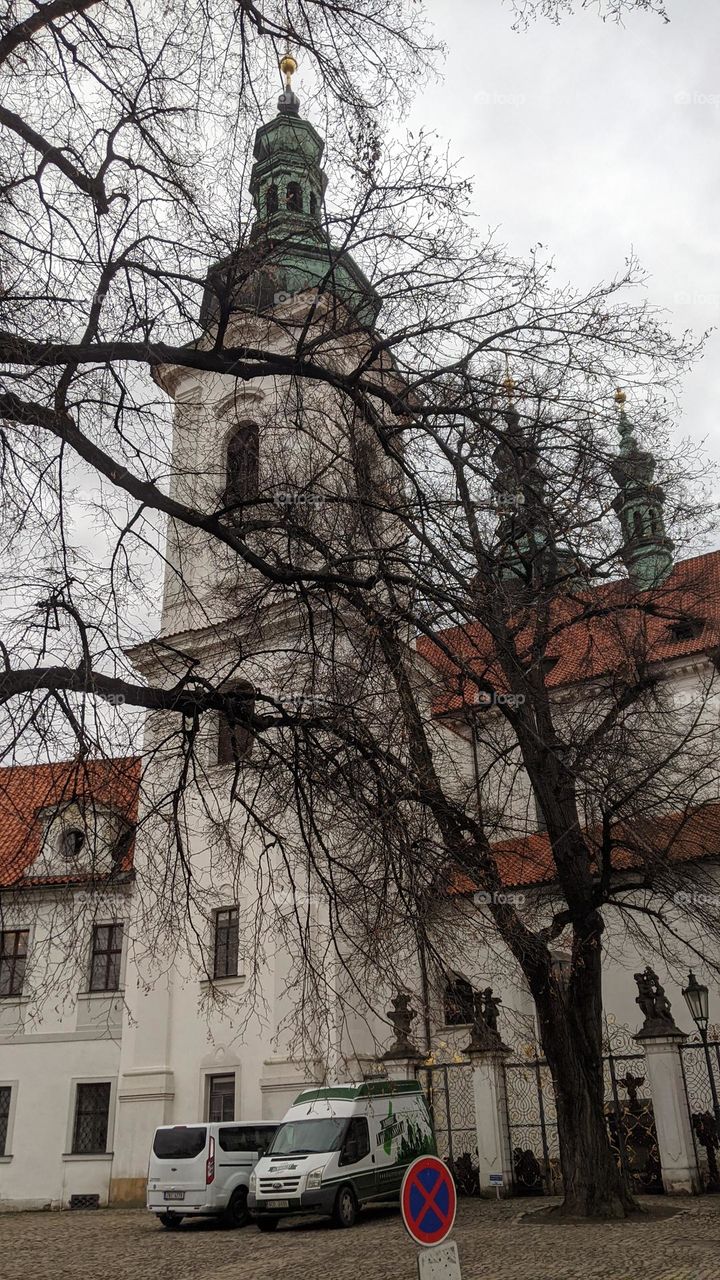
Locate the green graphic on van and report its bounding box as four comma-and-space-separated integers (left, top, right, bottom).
377, 1100, 435, 1161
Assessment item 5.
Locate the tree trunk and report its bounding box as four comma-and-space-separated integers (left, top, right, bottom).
532, 917, 641, 1217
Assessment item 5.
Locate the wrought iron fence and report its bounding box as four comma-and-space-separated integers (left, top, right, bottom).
502, 1053, 561, 1195
680, 1036, 720, 1192
415, 1061, 480, 1195
602, 1021, 663, 1195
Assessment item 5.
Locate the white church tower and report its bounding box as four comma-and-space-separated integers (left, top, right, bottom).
110, 57, 396, 1205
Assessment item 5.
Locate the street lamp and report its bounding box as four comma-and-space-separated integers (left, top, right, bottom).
683, 971, 720, 1133
683, 971, 710, 1035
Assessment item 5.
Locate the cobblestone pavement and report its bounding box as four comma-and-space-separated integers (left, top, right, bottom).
2, 1197, 720, 1280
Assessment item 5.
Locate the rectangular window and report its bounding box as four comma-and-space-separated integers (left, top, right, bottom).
218, 1124, 277, 1154
89, 923, 124, 993
217, 688, 254, 766
207, 1074, 235, 1123
0, 930, 29, 998
0, 1086, 11, 1156
213, 908, 239, 979
72, 1082, 111, 1154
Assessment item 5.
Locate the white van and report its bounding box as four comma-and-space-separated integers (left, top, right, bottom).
147, 1121, 278, 1228
248, 1080, 435, 1230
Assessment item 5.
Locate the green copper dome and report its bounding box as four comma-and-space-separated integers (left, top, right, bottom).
200, 83, 381, 330
610, 391, 674, 591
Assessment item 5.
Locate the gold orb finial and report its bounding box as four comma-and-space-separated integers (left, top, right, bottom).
615, 387, 626, 406
280, 52, 297, 87
502, 374, 516, 403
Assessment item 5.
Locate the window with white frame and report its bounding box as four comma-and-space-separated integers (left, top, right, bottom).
213, 908, 239, 979
0, 1086, 11, 1155
207, 1074, 235, 1122
0, 930, 28, 998
71, 1082, 111, 1154
89, 923, 124, 992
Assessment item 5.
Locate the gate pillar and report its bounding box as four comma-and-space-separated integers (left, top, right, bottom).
465, 1045, 514, 1195
636, 1032, 701, 1194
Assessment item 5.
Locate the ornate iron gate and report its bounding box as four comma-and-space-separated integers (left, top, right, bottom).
502, 1025, 661, 1197
602, 1023, 663, 1195
415, 1062, 480, 1194
503, 1054, 561, 1194
680, 1035, 720, 1192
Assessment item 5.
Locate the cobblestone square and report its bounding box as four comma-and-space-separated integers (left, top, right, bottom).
2, 1198, 720, 1280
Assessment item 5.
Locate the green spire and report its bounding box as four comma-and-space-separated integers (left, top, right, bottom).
492, 378, 582, 593
244, 56, 380, 326
610, 389, 674, 591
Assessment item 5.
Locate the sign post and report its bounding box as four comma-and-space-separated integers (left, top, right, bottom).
488, 1171, 504, 1200
400, 1156, 461, 1279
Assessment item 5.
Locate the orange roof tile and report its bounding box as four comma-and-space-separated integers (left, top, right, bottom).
417, 550, 720, 717
0, 757, 140, 888
449, 800, 720, 894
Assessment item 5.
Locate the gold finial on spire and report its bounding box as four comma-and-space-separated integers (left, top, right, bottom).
615, 387, 626, 407
280, 52, 297, 88
502, 356, 516, 404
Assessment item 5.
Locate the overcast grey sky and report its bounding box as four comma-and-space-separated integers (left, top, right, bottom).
411, 0, 720, 496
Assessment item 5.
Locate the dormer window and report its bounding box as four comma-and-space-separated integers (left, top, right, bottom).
667, 617, 705, 643
59, 827, 86, 860
286, 182, 303, 213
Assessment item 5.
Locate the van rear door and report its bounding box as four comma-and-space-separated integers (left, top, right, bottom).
150, 1125, 210, 1193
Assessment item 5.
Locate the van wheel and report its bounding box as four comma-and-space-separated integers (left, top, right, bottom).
332, 1186, 357, 1229
158, 1213, 184, 1229
223, 1187, 249, 1228
257, 1217, 279, 1232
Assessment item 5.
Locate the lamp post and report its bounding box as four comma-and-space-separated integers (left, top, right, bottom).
683, 971, 720, 1132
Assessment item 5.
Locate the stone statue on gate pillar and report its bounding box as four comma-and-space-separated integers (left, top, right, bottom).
634, 967, 684, 1039
462, 987, 509, 1055
382, 991, 423, 1061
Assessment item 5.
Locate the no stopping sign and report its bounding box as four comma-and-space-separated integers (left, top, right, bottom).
400, 1156, 457, 1247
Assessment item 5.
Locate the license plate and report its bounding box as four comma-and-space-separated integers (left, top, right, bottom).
163, 1191, 185, 1201
266, 1198, 289, 1209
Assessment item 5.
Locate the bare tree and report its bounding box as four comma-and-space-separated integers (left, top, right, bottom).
0, 0, 716, 1221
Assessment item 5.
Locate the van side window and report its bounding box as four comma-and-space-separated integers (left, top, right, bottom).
339, 1117, 370, 1166
218, 1125, 276, 1153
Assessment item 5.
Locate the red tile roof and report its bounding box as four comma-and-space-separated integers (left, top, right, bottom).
417, 550, 720, 717
0, 757, 140, 888
448, 800, 720, 894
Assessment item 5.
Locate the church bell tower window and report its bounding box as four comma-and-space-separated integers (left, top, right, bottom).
286, 181, 303, 213
266, 184, 278, 216
224, 422, 259, 517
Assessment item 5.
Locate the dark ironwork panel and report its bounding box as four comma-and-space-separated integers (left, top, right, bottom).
415, 1062, 479, 1195
680, 1037, 720, 1192
503, 1056, 561, 1195
602, 1022, 663, 1195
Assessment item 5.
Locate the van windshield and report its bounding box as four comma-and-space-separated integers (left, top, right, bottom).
153, 1126, 207, 1159
267, 1118, 347, 1157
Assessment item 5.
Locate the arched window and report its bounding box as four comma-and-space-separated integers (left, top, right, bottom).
217, 684, 255, 766
224, 422, 259, 516
59, 827, 86, 859
649, 509, 659, 534
266, 184, 278, 216
632, 510, 644, 538
309, 191, 317, 216
443, 974, 475, 1026
286, 182, 303, 213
